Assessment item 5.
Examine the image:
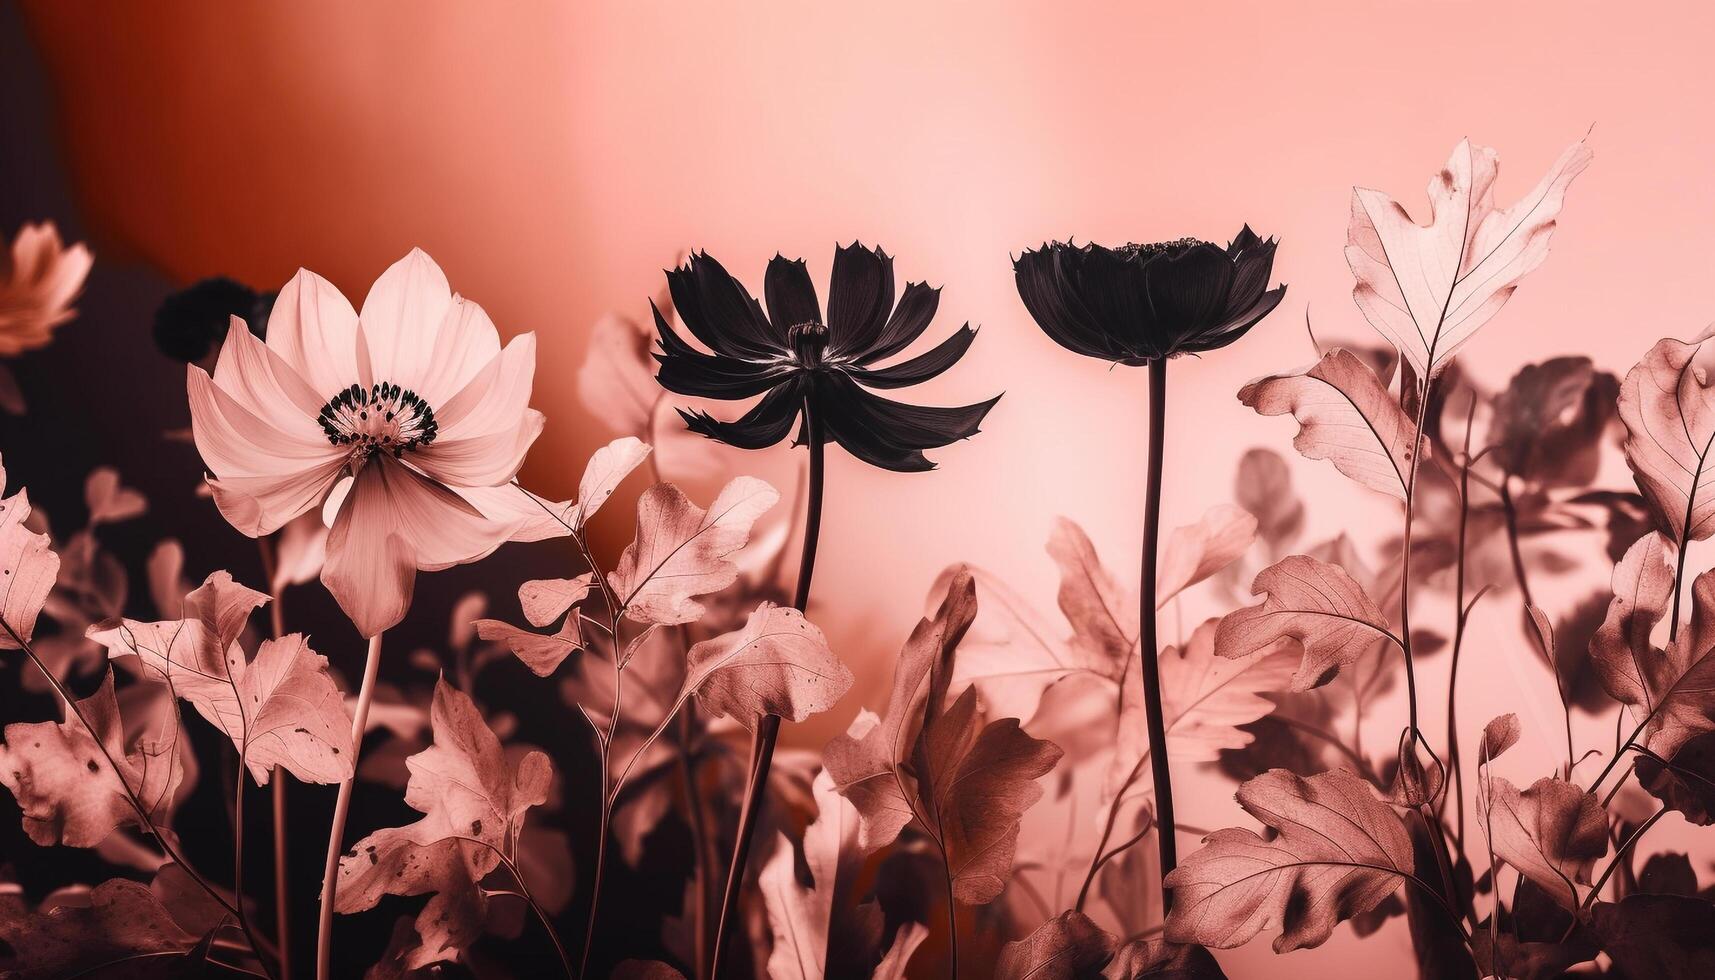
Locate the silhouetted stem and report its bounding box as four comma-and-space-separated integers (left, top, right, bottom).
711, 402, 825, 978
316, 631, 384, 980
1138, 357, 1177, 907
1580, 807, 1666, 916
1446, 405, 1475, 844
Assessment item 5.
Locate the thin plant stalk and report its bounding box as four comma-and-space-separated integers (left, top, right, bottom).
1137, 357, 1178, 905
258, 534, 292, 979
1500, 474, 1576, 775
1445, 404, 1477, 845
450, 835, 574, 978
316, 631, 385, 980
711, 401, 826, 977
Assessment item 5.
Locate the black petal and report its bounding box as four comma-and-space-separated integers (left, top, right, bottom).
680, 380, 804, 450
764, 254, 821, 331
1226, 224, 1263, 255
1142, 242, 1233, 332
825, 241, 895, 358
814, 371, 999, 472
1183, 284, 1286, 354
859, 281, 941, 365
1013, 245, 1131, 361
1064, 245, 1158, 358
845, 324, 978, 389
666, 252, 787, 360
653, 300, 794, 399
1224, 236, 1277, 318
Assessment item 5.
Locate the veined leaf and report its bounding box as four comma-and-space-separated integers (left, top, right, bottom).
685, 602, 852, 729
610, 475, 778, 625
1164, 767, 1413, 952
0, 455, 58, 648
1618, 329, 1715, 543
1346, 138, 1592, 378
1216, 555, 1395, 690
1479, 775, 1606, 910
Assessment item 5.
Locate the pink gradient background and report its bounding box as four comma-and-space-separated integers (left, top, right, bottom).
20, 2, 1715, 973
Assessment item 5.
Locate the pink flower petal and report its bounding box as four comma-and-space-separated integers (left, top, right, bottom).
207, 458, 346, 537
266, 268, 363, 398
412, 297, 502, 407
187, 367, 342, 479
433, 332, 538, 436
211, 317, 327, 438
414, 408, 544, 487
358, 248, 455, 391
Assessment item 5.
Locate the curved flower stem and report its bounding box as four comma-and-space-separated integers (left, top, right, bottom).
1138, 357, 1177, 907
257, 535, 292, 980
1573, 806, 1666, 929
450, 835, 574, 978
316, 631, 385, 980
711, 401, 826, 978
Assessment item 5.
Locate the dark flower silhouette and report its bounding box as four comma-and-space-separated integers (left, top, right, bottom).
152, 276, 276, 366
1013, 227, 1284, 364
653, 243, 999, 472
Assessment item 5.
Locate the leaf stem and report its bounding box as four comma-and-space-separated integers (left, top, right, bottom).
1579, 806, 1667, 915
1445, 401, 1476, 845
711, 399, 826, 978
1138, 356, 1178, 907
450, 835, 574, 978
316, 631, 384, 980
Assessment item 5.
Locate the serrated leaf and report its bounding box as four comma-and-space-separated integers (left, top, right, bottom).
0, 879, 194, 978
685, 602, 852, 729
610, 476, 778, 625
1239, 348, 1426, 499
475, 616, 583, 677
1216, 555, 1395, 690
1479, 775, 1606, 909
824, 569, 1062, 905
336, 678, 553, 970
1164, 767, 1413, 953
1345, 138, 1591, 378
996, 910, 1115, 980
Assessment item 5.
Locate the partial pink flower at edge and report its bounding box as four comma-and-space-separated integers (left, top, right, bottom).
0, 222, 93, 357
186, 248, 563, 637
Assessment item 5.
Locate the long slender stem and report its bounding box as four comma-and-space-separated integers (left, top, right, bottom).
1138, 357, 1177, 906
1445, 402, 1476, 845
709, 402, 826, 978
942, 853, 959, 980
1398, 376, 1433, 738
232, 750, 281, 980
316, 632, 385, 980
579, 629, 623, 979
678, 702, 712, 980
258, 535, 292, 980
1580, 808, 1667, 916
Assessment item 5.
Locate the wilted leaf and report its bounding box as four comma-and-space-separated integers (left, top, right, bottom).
1239, 348, 1426, 499
610, 476, 778, 625
1346, 138, 1592, 378
995, 910, 1115, 980
1619, 329, 1715, 543
1479, 775, 1606, 909
685, 602, 852, 729
825, 570, 1062, 904
519, 573, 593, 628
0, 670, 182, 846
0, 456, 59, 647
1216, 555, 1395, 690
1588, 894, 1715, 979
1164, 767, 1413, 953
0, 879, 195, 978
336, 679, 553, 970
88, 572, 353, 784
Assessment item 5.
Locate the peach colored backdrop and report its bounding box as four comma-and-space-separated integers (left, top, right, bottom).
21, 2, 1715, 974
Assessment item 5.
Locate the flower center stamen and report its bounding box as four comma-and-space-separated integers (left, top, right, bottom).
317, 382, 438, 459
788, 321, 830, 366
1121, 237, 1211, 259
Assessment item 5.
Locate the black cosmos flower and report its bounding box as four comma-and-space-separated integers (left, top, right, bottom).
1013, 226, 1285, 365
654, 243, 999, 472
154, 276, 276, 365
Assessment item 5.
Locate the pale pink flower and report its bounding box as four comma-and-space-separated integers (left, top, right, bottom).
0, 222, 93, 356
188, 249, 562, 636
